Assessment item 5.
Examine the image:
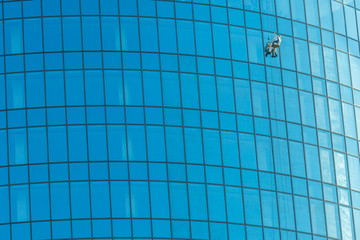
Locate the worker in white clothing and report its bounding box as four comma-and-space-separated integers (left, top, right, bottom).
265, 33, 282, 58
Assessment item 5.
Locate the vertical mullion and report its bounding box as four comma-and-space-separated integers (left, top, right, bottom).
303, 0, 330, 238
117, 1, 134, 237
262, 0, 288, 238
77, 0, 93, 238
286, 0, 316, 237
39, 0, 54, 238
153, 0, 174, 238
58, 0, 74, 238
226, 0, 253, 239
2, 1, 12, 238
172, 1, 193, 237
336, 1, 357, 239
329, 1, 348, 239
97, 0, 114, 238
242, 1, 265, 239
135, 1, 154, 239
20, 1, 33, 239
192, 1, 213, 240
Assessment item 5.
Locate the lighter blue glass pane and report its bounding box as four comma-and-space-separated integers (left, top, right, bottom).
247, 29, 264, 64
213, 24, 231, 58
7, 74, 25, 109
104, 70, 123, 105
121, 17, 139, 51
195, 22, 213, 57
354, 210, 360, 240
91, 182, 111, 218
63, 17, 82, 51
239, 133, 257, 169
130, 187, 151, 222
10, 185, 30, 222
45, 71, 65, 107
310, 199, 326, 236
343, 103, 356, 138
43, 18, 62, 51
338, 51, 351, 85
181, 73, 199, 109
304, 145, 321, 181
289, 141, 305, 177
314, 95, 330, 130
226, 186, 244, 224
28, 127, 47, 164
166, 127, 185, 163
309, 43, 324, 78
23, 18, 43, 53
261, 191, 279, 228
244, 0, 259, 11
260, 0, 275, 14
340, 206, 354, 240
169, 183, 189, 219
334, 152, 349, 188
268, 84, 285, 120
177, 20, 195, 55
50, 183, 70, 220
188, 184, 207, 220
333, 1, 346, 35
290, 0, 305, 22
284, 88, 301, 123
348, 156, 360, 191
275, 0, 290, 18
251, 82, 269, 117
299, 91, 315, 126
158, 19, 177, 53
294, 196, 311, 233
230, 26, 247, 61
319, 148, 336, 184
329, 99, 344, 134
273, 138, 290, 174
0, 187, 9, 223
127, 125, 146, 161
323, 47, 338, 82
30, 184, 50, 221
203, 129, 221, 165
8, 129, 27, 165
325, 203, 341, 239
68, 126, 87, 162
294, 39, 310, 74
139, 18, 158, 52
124, 71, 143, 106
319, 0, 333, 30
304, 0, 319, 26
70, 182, 90, 219
184, 128, 203, 164
244, 189, 261, 225
280, 36, 295, 70
102, 17, 121, 51
5, 20, 23, 54
278, 193, 295, 230
345, 5, 358, 40
207, 185, 226, 222
235, 79, 252, 115
256, 135, 273, 172
88, 125, 107, 161
110, 182, 130, 218
199, 75, 217, 110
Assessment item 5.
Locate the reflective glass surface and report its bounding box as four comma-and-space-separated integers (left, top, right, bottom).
1, 0, 360, 239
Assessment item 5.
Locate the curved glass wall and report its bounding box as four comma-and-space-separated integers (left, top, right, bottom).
0, 0, 360, 239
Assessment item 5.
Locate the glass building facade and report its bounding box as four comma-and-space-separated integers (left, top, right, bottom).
1, 0, 360, 239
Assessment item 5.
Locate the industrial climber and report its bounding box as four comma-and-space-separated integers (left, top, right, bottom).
265, 33, 282, 58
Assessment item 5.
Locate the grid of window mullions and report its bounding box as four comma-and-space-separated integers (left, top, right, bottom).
0, 0, 360, 239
